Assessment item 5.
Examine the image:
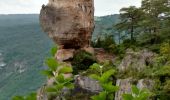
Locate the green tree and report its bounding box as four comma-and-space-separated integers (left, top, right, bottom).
141, 0, 170, 33
115, 6, 142, 41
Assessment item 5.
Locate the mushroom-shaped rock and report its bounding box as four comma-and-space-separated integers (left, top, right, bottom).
40, 0, 94, 49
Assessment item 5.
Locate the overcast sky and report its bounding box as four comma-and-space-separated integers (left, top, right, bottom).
0, 0, 141, 16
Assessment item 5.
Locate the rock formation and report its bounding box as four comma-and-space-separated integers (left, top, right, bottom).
118, 49, 156, 72
39, 0, 95, 99
40, 0, 94, 49
115, 49, 156, 100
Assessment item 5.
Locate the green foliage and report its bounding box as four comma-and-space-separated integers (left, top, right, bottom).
72, 50, 96, 74
91, 91, 107, 100
154, 65, 170, 77
89, 63, 119, 100
50, 46, 58, 57
0, 14, 54, 100
92, 35, 117, 53
45, 58, 59, 71
122, 85, 151, 100
115, 6, 143, 41
42, 46, 74, 99
58, 66, 73, 74
160, 42, 170, 59
12, 93, 36, 100
46, 74, 74, 94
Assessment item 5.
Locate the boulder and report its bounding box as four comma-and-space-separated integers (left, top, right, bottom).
118, 49, 156, 72
94, 48, 115, 63
74, 75, 102, 93
55, 49, 75, 61
137, 79, 154, 90
40, 0, 94, 49
115, 78, 133, 100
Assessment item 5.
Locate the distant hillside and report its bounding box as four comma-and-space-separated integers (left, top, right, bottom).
93, 14, 120, 41
0, 14, 53, 100
0, 14, 119, 100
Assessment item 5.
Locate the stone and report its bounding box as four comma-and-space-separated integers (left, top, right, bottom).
81, 46, 95, 55
137, 79, 154, 90
40, 0, 94, 49
37, 86, 48, 100
94, 48, 115, 63
115, 78, 133, 100
118, 49, 156, 72
74, 75, 102, 93
55, 49, 75, 61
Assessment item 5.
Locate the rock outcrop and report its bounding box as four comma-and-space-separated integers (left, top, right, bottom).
115, 78, 132, 100
40, 0, 94, 49
39, 0, 95, 99
115, 49, 156, 100
118, 49, 156, 72
115, 78, 154, 100
74, 75, 102, 93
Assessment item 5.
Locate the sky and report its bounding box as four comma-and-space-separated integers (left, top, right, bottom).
0, 0, 141, 16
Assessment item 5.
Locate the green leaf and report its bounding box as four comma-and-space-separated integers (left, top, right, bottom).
65, 83, 74, 89
89, 74, 101, 81
45, 58, 59, 71
100, 69, 115, 83
90, 63, 100, 70
25, 93, 36, 100
59, 66, 73, 74
55, 84, 64, 91
46, 87, 58, 93
102, 83, 119, 93
91, 91, 107, 100
132, 85, 139, 95
12, 96, 25, 100
122, 94, 133, 100
138, 92, 150, 100
50, 46, 58, 56
138, 89, 151, 100
56, 74, 65, 83
41, 70, 54, 77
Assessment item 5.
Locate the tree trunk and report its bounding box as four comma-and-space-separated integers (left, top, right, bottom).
131, 25, 134, 41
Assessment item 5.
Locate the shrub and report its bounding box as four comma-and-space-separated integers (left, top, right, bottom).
12, 93, 36, 100
42, 46, 74, 99
72, 50, 96, 74
92, 35, 116, 53
122, 85, 151, 100
89, 63, 119, 100
160, 42, 170, 60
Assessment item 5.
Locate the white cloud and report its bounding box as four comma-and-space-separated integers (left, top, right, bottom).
0, 0, 141, 16
94, 0, 142, 16
0, 0, 48, 14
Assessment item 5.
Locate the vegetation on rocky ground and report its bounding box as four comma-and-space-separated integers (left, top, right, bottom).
12, 0, 170, 99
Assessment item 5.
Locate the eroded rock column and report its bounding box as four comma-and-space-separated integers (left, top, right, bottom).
38, 0, 95, 99
40, 0, 94, 49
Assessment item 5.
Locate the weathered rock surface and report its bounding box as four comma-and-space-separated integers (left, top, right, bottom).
94, 48, 115, 63
115, 78, 132, 100
137, 79, 154, 90
118, 49, 155, 72
37, 86, 48, 100
40, 0, 94, 49
74, 75, 102, 93
55, 49, 75, 61
115, 78, 154, 100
